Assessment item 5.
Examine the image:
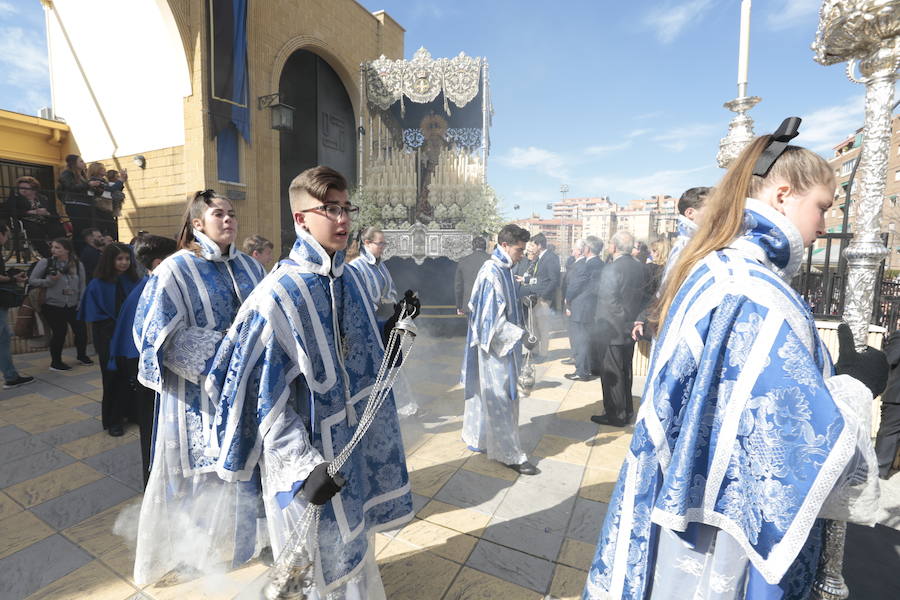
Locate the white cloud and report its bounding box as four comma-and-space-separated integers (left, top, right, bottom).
0, 2, 16, 16
586, 141, 632, 155
614, 164, 717, 198
0, 26, 49, 85
634, 111, 663, 121
0, 25, 50, 114
643, 0, 716, 44
767, 0, 819, 31
651, 123, 718, 152
628, 128, 652, 138
498, 146, 569, 180
798, 96, 865, 152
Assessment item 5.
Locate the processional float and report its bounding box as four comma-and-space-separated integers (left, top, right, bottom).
358, 47, 496, 263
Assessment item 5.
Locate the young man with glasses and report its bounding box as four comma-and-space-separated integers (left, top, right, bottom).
206, 166, 416, 598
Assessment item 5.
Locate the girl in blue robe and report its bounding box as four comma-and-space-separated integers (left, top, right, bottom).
130, 190, 265, 585
78, 242, 139, 436
584, 129, 884, 599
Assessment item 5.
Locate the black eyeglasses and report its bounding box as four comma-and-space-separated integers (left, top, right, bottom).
301, 204, 359, 221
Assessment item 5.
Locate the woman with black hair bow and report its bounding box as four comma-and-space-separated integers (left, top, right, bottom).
584, 120, 887, 600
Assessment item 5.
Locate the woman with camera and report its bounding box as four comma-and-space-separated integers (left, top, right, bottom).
29, 237, 91, 371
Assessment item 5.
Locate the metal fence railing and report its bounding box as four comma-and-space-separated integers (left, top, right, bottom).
791, 231, 900, 333
0, 184, 120, 264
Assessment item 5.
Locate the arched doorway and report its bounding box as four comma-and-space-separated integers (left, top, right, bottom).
278, 50, 356, 253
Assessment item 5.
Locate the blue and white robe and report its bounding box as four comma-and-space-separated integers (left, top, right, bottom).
349, 243, 419, 416
583, 199, 879, 600
661, 214, 699, 284
206, 227, 413, 596
349, 243, 398, 314
462, 246, 528, 465
131, 230, 265, 584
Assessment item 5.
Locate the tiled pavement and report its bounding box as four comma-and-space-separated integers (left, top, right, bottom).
2, 334, 900, 599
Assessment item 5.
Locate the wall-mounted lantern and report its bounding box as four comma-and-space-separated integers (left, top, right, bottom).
258, 93, 294, 132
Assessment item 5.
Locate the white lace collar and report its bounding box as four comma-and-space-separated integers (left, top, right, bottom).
192, 228, 238, 262
287, 224, 345, 277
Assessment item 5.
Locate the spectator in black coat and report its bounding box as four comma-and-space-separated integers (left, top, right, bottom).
517, 232, 560, 359
79, 228, 105, 285
454, 236, 490, 315
592, 230, 648, 426
562, 240, 586, 366
6, 176, 66, 258
876, 330, 900, 478
565, 236, 604, 381
58, 154, 98, 249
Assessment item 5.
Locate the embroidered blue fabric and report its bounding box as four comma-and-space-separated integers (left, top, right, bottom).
462, 245, 524, 401
583, 199, 855, 599
207, 227, 412, 588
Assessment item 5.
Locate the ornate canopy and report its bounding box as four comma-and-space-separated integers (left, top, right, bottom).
365, 47, 485, 115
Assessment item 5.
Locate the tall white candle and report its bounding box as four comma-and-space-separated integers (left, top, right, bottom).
738, 0, 751, 86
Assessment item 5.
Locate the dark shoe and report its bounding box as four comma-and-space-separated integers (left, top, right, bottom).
564, 372, 595, 382
591, 414, 626, 427
561, 358, 575, 365
3, 376, 35, 389
77, 355, 94, 366
49, 362, 72, 372
506, 461, 539, 476
108, 424, 125, 437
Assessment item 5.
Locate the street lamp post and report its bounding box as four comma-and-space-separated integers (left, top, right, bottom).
812, 1, 900, 598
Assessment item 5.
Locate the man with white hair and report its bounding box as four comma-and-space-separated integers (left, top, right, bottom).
592, 230, 647, 427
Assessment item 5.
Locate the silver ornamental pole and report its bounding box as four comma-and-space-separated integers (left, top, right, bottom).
717, 0, 761, 169
811, 2, 900, 598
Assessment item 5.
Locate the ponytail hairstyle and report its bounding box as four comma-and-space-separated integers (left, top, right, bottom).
176, 189, 233, 250
652, 135, 834, 330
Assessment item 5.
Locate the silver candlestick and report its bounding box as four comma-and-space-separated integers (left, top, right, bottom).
811, 2, 900, 598
716, 95, 762, 168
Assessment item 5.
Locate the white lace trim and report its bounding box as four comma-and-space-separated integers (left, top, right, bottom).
674, 555, 705, 577
709, 571, 736, 594
818, 374, 882, 525
163, 326, 223, 383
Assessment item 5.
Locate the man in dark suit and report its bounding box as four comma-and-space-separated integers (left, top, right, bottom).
517, 233, 560, 359
565, 236, 604, 381
592, 230, 647, 427
562, 240, 585, 366
454, 236, 490, 315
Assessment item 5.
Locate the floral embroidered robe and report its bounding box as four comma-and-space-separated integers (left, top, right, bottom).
205, 227, 413, 596
461, 246, 529, 465
583, 199, 880, 600
348, 244, 397, 313
130, 231, 265, 584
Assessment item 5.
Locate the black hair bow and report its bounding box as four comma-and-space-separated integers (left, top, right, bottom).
752, 117, 801, 177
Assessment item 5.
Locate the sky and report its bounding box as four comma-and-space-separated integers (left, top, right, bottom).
0, 0, 883, 220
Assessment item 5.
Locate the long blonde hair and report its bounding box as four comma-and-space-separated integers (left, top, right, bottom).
653, 135, 834, 329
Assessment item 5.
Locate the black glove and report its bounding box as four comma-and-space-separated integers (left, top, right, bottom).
302, 462, 345, 506
522, 294, 537, 308
383, 290, 420, 337
522, 330, 537, 351
835, 323, 889, 398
